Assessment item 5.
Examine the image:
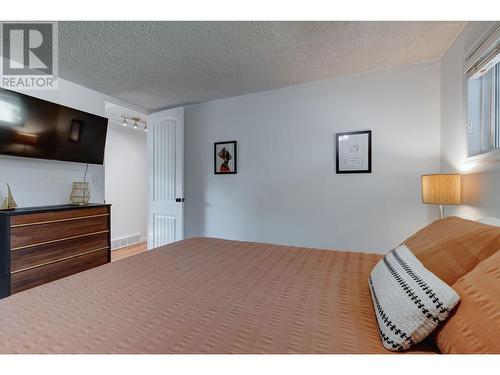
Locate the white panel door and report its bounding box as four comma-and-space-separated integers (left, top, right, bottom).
147, 107, 184, 249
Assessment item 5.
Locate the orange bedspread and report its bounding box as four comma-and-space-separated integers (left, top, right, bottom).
0, 237, 437, 353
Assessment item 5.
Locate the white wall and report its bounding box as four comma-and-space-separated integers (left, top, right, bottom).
0, 78, 146, 209
184, 61, 442, 253
440, 21, 500, 220
104, 122, 148, 245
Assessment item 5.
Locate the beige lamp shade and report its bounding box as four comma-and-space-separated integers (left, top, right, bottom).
421, 174, 462, 205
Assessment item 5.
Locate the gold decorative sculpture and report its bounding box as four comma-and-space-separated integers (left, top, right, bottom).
70, 181, 91, 205
1, 184, 18, 210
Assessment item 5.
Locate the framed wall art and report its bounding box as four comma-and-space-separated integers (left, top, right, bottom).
214, 141, 237, 174
336, 130, 372, 174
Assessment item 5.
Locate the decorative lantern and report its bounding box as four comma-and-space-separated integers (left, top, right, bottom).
70, 182, 91, 205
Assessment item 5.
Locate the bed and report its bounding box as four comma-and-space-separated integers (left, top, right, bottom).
0, 217, 497, 354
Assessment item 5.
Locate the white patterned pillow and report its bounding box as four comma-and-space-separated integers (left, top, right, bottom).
369, 245, 460, 351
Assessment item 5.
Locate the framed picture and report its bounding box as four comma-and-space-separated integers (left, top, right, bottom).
336, 130, 372, 174
214, 141, 237, 174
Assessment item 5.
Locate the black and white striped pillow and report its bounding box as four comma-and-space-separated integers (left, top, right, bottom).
369, 245, 460, 351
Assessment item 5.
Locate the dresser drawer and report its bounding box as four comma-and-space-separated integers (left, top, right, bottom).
11, 232, 109, 273
11, 248, 109, 294
0, 204, 111, 299
10, 206, 109, 227
10, 216, 109, 250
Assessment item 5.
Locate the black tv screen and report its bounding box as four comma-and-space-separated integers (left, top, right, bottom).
0, 88, 108, 164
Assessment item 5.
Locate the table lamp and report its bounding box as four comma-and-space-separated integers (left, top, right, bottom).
421, 174, 462, 219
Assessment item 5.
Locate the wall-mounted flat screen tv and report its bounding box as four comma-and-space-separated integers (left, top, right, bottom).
0, 88, 108, 165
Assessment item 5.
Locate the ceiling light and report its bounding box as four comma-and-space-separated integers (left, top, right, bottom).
121, 115, 147, 132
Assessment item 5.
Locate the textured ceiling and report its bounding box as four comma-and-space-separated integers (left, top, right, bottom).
58, 21, 464, 112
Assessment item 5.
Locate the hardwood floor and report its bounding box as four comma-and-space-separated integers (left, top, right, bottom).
111, 241, 147, 262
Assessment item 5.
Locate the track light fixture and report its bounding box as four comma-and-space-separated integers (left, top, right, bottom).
120, 115, 147, 132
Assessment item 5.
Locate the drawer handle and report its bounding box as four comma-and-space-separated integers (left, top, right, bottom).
11, 213, 109, 228
11, 246, 110, 274
11, 230, 110, 251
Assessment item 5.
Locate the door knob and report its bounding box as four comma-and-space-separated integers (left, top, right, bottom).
175, 198, 185, 203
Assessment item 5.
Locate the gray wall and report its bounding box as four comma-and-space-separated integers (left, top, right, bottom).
104, 121, 148, 244
184, 61, 441, 253
441, 21, 500, 219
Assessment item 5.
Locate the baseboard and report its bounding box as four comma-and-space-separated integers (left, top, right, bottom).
111, 234, 146, 250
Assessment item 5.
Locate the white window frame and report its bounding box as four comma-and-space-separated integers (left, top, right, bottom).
464, 23, 500, 166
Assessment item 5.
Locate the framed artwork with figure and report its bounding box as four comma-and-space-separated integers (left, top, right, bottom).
336, 130, 372, 174
214, 141, 237, 174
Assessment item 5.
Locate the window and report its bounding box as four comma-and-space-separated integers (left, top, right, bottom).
466, 25, 500, 158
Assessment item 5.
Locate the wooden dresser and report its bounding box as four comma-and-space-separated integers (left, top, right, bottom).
0, 204, 111, 299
